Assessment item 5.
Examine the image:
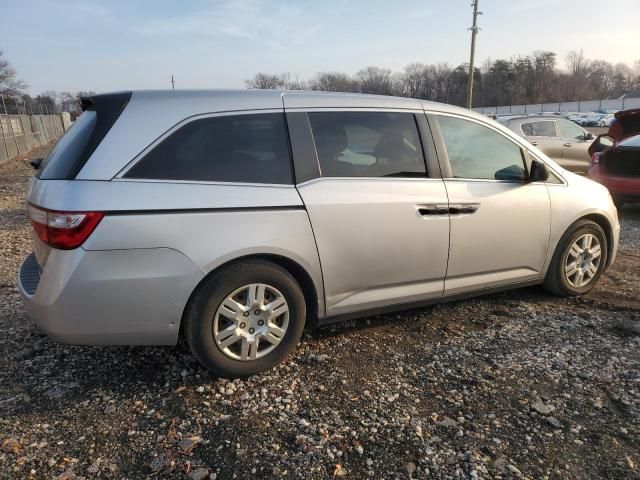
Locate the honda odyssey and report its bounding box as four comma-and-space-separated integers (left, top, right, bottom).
19, 90, 620, 378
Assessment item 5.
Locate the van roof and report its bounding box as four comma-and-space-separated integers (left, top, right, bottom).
84, 89, 474, 117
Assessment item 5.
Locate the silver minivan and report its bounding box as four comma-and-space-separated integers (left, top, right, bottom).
19, 90, 620, 377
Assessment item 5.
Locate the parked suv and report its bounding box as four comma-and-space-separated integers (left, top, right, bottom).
19, 90, 619, 378
498, 115, 595, 173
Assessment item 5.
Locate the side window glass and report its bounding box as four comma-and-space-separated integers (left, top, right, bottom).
530, 121, 556, 137
521, 123, 534, 136
307, 111, 426, 178
558, 120, 585, 139
437, 116, 527, 181
125, 113, 292, 184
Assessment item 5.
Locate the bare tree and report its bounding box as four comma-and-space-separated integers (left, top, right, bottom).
59, 91, 95, 117
566, 50, 589, 75
0, 50, 27, 96
245, 73, 287, 89
309, 72, 357, 92
356, 66, 393, 95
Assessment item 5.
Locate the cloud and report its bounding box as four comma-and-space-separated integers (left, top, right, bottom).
134, 0, 320, 48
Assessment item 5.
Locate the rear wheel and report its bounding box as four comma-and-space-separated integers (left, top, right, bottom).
543, 220, 608, 296
185, 259, 306, 378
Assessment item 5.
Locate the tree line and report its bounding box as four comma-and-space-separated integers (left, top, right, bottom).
247, 50, 640, 107
2, 48, 639, 115
0, 50, 93, 117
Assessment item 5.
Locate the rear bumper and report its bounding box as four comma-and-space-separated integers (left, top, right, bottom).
18, 247, 204, 345
587, 165, 640, 200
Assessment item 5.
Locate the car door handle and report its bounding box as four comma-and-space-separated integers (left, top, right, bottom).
530, 141, 538, 146
563, 142, 572, 147
449, 203, 480, 215
417, 204, 449, 216
417, 204, 480, 216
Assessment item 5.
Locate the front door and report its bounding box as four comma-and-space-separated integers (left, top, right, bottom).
293, 110, 450, 317
556, 119, 592, 173
432, 114, 551, 295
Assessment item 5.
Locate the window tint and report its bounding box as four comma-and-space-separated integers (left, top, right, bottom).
125, 113, 292, 184
307, 112, 426, 178
38, 111, 97, 179
437, 116, 527, 181
39, 92, 131, 180
557, 119, 585, 139
529, 121, 556, 137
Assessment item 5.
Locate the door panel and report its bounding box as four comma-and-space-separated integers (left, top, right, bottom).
561, 139, 591, 173
557, 119, 592, 173
526, 135, 565, 164
298, 179, 450, 316
444, 180, 550, 294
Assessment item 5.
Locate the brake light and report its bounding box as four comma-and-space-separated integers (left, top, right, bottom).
28, 204, 104, 250
591, 152, 602, 165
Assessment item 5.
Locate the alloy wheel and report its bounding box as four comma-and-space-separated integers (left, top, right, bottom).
564, 233, 602, 288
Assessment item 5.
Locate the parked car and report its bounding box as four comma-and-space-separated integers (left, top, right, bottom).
568, 113, 589, 124
588, 108, 640, 207
19, 90, 619, 378
598, 113, 615, 128
497, 115, 595, 173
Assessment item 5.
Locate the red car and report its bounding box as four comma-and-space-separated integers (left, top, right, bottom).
587, 108, 640, 208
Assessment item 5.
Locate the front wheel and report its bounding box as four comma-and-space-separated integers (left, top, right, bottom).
184, 259, 306, 378
543, 220, 608, 296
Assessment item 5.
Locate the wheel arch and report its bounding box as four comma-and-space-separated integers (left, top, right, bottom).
580, 213, 615, 268
179, 253, 321, 340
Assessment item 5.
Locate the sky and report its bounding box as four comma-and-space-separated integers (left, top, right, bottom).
1, 0, 639, 95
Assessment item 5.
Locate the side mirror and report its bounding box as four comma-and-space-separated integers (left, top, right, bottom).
527, 160, 549, 183
584, 132, 595, 140
495, 164, 527, 182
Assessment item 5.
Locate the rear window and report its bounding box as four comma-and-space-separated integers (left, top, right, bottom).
124, 113, 293, 184
37, 111, 97, 179
618, 135, 640, 148
37, 92, 131, 180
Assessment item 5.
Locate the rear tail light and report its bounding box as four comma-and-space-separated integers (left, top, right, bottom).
28, 204, 104, 250
591, 152, 602, 165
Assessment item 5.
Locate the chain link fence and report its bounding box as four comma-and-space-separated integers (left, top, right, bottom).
0, 94, 66, 163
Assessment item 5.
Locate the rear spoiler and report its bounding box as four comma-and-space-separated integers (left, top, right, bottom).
80, 91, 131, 113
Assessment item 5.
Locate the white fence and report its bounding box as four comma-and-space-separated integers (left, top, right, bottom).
473, 96, 640, 115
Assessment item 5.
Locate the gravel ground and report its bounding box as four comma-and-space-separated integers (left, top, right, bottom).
1, 147, 639, 480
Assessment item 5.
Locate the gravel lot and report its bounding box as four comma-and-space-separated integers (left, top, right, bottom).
1, 146, 639, 480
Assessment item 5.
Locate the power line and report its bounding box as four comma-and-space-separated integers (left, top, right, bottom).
466, 1, 482, 109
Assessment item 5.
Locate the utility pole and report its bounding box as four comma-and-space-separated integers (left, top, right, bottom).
171, 75, 175, 90
465, 0, 481, 109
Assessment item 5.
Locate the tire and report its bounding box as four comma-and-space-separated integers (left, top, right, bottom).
543, 220, 608, 297
184, 259, 306, 378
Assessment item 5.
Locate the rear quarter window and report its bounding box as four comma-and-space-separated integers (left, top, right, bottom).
124, 113, 293, 184
37, 111, 97, 179
38, 92, 131, 180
